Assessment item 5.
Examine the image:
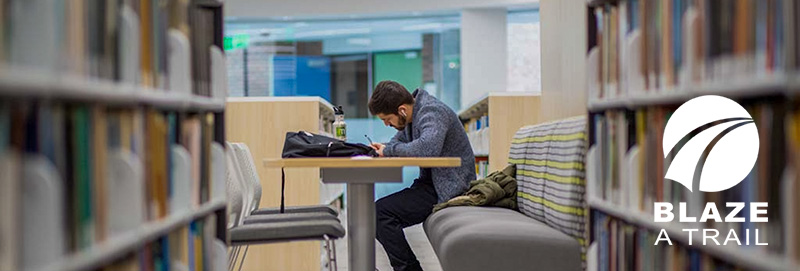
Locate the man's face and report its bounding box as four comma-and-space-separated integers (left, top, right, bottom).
377, 112, 407, 131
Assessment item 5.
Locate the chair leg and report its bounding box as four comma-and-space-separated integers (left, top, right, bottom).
330, 237, 338, 271
237, 245, 250, 271
231, 245, 245, 271
323, 235, 338, 271
228, 245, 239, 271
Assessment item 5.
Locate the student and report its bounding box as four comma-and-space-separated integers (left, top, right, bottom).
368, 80, 475, 271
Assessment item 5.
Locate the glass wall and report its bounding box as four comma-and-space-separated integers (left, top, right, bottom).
225, 15, 462, 116
224, 10, 540, 198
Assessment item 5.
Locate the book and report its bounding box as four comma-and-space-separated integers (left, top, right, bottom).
589, 0, 797, 103
71, 106, 94, 249
171, 145, 192, 215
210, 142, 225, 201
107, 148, 145, 236
8, 0, 58, 71
92, 106, 109, 242
147, 110, 169, 220
22, 154, 65, 270
119, 3, 141, 84
140, 0, 154, 86
0, 149, 20, 271
103, 254, 141, 271
181, 116, 201, 207
169, 226, 190, 271
201, 114, 214, 204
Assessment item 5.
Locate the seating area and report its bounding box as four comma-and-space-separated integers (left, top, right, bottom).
424, 116, 588, 271
225, 142, 345, 271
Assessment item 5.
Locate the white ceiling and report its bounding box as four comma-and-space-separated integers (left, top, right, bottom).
225, 0, 539, 20
225, 10, 539, 42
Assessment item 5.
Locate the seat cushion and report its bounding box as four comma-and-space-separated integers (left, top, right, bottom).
424, 206, 582, 271
251, 205, 339, 216
230, 220, 345, 246
243, 212, 339, 224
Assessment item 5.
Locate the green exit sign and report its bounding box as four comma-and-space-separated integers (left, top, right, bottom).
224, 34, 250, 51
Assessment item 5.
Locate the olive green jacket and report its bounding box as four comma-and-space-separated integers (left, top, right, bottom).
433, 165, 517, 212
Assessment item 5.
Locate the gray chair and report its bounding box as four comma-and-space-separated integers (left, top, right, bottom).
226, 142, 344, 271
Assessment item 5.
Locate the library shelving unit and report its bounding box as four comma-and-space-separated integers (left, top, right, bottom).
458, 92, 541, 176
587, 196, 797, 271
586, 0, 800, 270
0, 1, 229, 271
224, 96, 340, 271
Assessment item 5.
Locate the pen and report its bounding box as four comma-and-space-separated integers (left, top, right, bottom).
365, 135, 374, 145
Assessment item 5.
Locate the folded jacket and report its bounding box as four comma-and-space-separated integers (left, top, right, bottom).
432, 165, 517, 212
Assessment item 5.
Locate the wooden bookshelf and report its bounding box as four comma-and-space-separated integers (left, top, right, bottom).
458, 92, 541, 173
225, 96, 340, 271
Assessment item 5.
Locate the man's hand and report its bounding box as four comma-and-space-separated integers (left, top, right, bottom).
370, 143, 386, 157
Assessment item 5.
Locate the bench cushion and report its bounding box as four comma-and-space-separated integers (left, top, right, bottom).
509, 116, 588, 256
424, 206, 582, 271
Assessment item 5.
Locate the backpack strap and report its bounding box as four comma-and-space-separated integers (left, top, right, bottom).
280, 167, 286, 213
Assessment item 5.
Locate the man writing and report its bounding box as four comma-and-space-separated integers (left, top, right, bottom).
368, 80, 475, 271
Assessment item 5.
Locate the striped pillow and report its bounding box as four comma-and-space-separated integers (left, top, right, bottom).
509, 116, 588, 260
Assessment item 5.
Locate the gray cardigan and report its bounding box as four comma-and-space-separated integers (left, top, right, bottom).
383, 89, 475, 203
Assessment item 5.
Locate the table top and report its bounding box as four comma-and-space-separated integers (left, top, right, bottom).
263, 157, 461, 168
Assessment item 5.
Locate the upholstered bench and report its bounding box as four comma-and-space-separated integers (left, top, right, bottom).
424, 116, 588, 271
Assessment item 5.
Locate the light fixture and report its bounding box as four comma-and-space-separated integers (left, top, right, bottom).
401, 23, 442, 31
347, 38, 372, 46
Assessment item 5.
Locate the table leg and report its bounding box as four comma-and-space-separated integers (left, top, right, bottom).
347, 183, 375, 271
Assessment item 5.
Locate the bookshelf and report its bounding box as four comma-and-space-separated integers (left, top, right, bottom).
588, 197, 797, 271
458, 92, 541, 177
225, 96, 341, 271
0, 66, 225, 111
588, 73, 796, 112
37, 200, 226, 271
0, 1, 229, 271
586, 0, 800, 270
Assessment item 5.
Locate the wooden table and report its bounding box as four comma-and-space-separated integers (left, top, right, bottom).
263, 157, 461, 271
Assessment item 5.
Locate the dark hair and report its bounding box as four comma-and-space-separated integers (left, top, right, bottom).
368, 80, 414, 115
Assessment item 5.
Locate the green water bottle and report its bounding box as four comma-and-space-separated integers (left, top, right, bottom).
333, 105, 347, 141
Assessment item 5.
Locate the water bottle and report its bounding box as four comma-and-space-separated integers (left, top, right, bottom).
332, 105, 347, 141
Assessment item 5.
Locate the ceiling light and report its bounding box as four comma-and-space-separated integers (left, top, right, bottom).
401, 23, 443, 31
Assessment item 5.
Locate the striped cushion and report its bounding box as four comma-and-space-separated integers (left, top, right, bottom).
509, 116, 588, 260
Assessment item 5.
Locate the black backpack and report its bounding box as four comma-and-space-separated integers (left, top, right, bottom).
281, 131, 378, 158
277, 131, 378, 213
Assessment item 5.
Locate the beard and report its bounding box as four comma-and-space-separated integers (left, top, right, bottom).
393, 117, 407, 131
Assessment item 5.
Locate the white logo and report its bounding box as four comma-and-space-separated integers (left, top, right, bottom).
663, 95, 759, 192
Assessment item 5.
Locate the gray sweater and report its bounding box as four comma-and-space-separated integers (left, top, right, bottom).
383, 89, 476, 203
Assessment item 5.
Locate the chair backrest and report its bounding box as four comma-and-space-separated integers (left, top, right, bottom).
231, 143, 262, 213
508, 116, 588, 251
225, 142, 246, 228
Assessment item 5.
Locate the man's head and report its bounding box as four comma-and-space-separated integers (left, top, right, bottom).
369, 80, 414, 131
